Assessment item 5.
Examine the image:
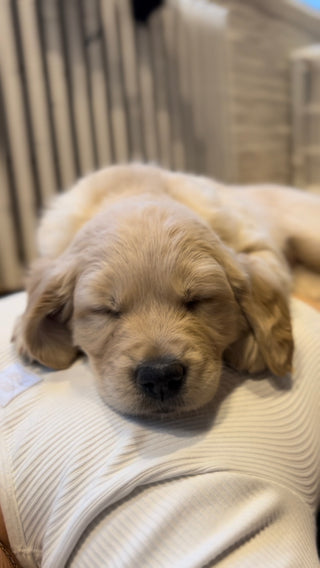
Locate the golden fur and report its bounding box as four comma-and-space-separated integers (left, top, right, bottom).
13, 164, 320, 415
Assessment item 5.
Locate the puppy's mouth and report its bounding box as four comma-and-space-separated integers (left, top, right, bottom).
139, 394, 186, 416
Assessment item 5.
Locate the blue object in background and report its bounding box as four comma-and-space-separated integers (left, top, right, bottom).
299, 0, 320, 9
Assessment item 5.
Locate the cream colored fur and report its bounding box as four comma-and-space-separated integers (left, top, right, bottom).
13, 164, 320, 416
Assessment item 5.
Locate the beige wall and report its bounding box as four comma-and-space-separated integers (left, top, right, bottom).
211, 0, 320, 184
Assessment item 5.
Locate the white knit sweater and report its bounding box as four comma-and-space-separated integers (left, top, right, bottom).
0, 293, 319, 567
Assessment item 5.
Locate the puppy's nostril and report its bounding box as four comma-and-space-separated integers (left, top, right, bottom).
135, 359, 186, 401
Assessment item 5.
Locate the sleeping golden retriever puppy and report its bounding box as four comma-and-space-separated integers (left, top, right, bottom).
13, 164, 320, 416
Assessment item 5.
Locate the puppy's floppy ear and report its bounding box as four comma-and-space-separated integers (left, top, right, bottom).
13, 257, 78, 369
223, 248, 293, 376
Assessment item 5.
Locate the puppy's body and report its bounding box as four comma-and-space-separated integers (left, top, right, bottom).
14, 164, 320, 416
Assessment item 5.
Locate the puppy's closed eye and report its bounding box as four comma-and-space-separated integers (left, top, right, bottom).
90, 305, 122, 318
182, 285, 230, 313
183, 297, 216, 312
184, 298, 202, 311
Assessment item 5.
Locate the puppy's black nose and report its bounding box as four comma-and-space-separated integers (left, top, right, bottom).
135, 359, 186, 401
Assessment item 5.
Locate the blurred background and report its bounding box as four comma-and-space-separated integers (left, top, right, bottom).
1, 0, 320, 293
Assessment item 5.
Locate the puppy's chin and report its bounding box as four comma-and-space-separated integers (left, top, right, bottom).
98, 392, 206, 418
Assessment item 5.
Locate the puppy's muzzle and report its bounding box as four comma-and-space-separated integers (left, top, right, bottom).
135, 358, 186, 401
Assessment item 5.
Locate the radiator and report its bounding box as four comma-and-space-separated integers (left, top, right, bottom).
0, 0, 232, 292
291, 44, 320, 191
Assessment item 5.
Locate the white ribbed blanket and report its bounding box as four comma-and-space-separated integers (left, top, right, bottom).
0, 293, 319, 567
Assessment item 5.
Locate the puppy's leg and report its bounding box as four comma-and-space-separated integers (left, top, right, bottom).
279, 189, 320, 272
240, 186, 320, 272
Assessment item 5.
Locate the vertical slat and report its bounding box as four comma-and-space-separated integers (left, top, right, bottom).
135, 24, 159, 162
183, 0, 207, 175
0, 160, 22, 291
81, 0, 113, 168
175, 1, 197, 173
0, 87, 23, 291
16, 0, 57, 204
0, 0, 37, 264
306, 57, 320, 187
196, 2, 214, 176
99, 0, 129, 163
117, 0, 144, 161
161, 5, 186, 171
291, 50, 314, 188
61, 0, 96, 175
200, 1, 232, 180
148, 10, 172, 168
39, 0, 77, 190
209, 6, 235, 181
173, 0, 231, 180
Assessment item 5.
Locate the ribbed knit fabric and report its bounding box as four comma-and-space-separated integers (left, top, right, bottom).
0, 293, 320, 567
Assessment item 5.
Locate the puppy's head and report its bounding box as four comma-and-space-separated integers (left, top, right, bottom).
14, 198, 293, 416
